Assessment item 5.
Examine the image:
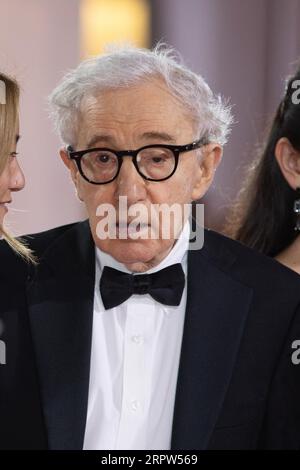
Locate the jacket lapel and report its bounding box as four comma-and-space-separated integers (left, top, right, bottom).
27, 221, 95, 450
171, 229, 253, 449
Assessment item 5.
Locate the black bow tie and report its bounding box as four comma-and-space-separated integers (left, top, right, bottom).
100, 263, 185, 310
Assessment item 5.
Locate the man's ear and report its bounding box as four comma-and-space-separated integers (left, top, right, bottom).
275, 137, 300, 189
60, 147, 77, 182
191, 143, 223, 201
60, 147, 84, 201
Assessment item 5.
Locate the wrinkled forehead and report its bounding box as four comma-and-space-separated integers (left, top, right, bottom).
78, 80, 197, 144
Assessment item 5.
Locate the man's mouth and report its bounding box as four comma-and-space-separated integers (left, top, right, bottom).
115, 222, 150, 235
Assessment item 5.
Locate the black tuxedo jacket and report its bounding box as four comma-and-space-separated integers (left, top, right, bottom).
1, 220, 300, 450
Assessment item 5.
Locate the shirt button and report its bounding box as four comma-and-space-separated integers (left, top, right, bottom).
131, 335, 143, 344
131, 400, 140, 412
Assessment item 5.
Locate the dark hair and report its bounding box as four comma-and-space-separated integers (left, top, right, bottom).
224, 68, 300, 257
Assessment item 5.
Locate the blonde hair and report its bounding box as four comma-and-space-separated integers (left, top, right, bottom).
0, 72, 36, 263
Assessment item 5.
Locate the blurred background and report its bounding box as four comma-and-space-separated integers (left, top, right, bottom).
1, 0, 300, 235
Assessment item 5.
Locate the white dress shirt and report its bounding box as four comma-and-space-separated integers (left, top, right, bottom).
83, 221, 190, 450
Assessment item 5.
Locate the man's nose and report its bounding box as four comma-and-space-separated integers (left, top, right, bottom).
115, 157, 147, 204
9, 158, 25, 192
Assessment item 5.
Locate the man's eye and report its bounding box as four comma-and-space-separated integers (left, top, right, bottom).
148, 153, 172, 164
10, 152, 18, 158
151, 156, 165, 163
96, 154, 113, 163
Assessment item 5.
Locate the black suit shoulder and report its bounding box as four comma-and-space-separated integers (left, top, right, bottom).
23, 221, 79, 256
202, 227, 300, 297
0, 222, 80, 281
199, 230, 300, 449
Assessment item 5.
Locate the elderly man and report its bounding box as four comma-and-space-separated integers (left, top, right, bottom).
1, 44, 300, 451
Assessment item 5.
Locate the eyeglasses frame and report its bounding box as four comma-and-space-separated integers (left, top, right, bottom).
67, 136, 208, 184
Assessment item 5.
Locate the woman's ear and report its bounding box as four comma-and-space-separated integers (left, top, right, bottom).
275, 137, 300, 189
191, 143, 223, 201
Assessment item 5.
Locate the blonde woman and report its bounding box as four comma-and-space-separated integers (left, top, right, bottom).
0, 72, 45, 450
0, 72, 34, 261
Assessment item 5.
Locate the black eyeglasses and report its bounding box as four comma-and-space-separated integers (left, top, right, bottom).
67, 137, 207, 184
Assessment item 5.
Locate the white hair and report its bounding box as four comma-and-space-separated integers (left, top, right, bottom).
48, 43, 233, 147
